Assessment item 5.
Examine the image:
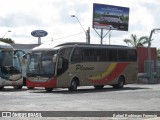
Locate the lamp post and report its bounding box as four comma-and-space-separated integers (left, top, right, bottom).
148, 28, 160, 83
71, 15, 90, 43
2, 30, 11, 38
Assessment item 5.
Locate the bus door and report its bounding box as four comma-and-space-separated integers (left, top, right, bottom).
56, 47, 72, 87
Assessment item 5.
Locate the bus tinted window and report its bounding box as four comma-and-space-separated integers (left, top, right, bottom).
59, 47, 72, 60
71, 47, 83, 62
128, 50, 137, 61
108, 49, 117, 61
95, 48, 108, 62
118, 50, 128, 61
71, 47, 136, 63
83, 48, 95, 62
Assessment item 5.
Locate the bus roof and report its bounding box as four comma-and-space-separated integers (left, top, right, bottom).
32, 42, 58, 51
0, 41, 14, 49
32, 42, 136, 51
56, 42, 136, 49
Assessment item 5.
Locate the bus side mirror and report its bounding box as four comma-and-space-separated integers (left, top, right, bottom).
52, 55, 57, 63
14, 50, 26, 64
13, 56, 18, 60
22, 55, 27, 64
14, 50, 26, 57
22, 53, 30, 64
22, 54, 27, 59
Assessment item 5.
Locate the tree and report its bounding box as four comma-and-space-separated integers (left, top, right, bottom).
123, 34, 150, 47
0, 38, 15, 43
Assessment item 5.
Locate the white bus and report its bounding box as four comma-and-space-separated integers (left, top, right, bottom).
0, 42, 24, 90
25, 42, 138, 91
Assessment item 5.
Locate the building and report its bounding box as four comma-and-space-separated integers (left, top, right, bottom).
10, 43, 40, 53
137, 47, 157, 73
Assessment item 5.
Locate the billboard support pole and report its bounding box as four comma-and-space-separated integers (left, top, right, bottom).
93, 28, 111, 45
86, 27, 90, 44
109, 30, 113, 45
93, 28, 101, 37
100, 29, 103, 44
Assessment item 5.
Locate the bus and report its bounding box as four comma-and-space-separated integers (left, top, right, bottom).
100, 14, 122, 23
25, 42, 138, 91
0, 42, 24, 90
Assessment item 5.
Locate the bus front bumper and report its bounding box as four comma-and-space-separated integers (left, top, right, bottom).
26, 77, 57, 88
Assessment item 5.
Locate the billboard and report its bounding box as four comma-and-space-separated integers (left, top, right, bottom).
93, 3, 130, 31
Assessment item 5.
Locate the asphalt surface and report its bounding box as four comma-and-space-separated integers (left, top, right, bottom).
0, 84, 160, 120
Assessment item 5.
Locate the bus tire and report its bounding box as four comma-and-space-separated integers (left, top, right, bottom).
13, 85, 23, 89
45, 88, 53, 92
0, 86, 4, 90
68, 79, 78, 91
94, 85, 104, 89
113, 76, 125, 89
118, 76, 125, 88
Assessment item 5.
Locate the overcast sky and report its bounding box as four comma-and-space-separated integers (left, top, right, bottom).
0, 0, 160, 48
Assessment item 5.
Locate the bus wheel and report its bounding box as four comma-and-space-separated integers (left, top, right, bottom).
13, 86, 23, 89
113, 76, 125, 89
45, 88, 53, 92
69, 79, 78, 91
94, 85, 104, 89
0, 86, 4, 90
118, 76, 125, 88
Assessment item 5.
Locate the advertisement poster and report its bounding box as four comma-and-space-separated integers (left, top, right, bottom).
93, 3, 130, 31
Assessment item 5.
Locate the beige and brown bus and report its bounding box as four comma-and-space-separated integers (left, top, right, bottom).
25, 42, 138, 91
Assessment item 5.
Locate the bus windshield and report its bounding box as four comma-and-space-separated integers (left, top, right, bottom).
27, 51, 56, 78
0, 50, 22, 81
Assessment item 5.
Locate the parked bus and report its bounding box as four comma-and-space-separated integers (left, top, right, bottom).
0, 42, 24, 90
24, 42, 138, 91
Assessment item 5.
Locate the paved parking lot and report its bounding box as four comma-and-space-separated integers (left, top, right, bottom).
0, 84, 160, 120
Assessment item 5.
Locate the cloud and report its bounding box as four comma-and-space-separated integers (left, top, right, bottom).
0, 0, 160, 47
0, 13, 46, 27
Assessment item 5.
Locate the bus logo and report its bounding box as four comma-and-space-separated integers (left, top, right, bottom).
76, 64, 94, 71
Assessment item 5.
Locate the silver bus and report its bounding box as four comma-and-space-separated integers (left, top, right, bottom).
0, 42, 24, 90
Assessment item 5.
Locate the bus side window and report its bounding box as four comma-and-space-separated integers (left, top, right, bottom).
71, 48, 83, 63
95, 49, 102, 62
83, 48, 95, 62
128, 50, 137, 61
118, 50, 128, 61
108, 49, 117, 61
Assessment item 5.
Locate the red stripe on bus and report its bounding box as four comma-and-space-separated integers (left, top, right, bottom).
26, 77, 57, 88
88, 63, 129, 84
